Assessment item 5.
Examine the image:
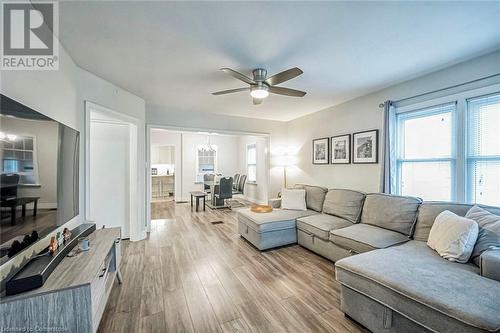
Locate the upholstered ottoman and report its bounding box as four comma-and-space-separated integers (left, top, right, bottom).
237, 208, 317, 250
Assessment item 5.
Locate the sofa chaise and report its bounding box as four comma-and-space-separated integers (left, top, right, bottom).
236, 184, 500, 333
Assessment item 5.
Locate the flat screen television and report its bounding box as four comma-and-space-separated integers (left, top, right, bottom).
0, 94, 79, 265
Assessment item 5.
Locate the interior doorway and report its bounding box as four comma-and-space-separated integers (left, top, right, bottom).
85, 102, 139, 239
151, 144, 175, 203
146, 126, 270, 223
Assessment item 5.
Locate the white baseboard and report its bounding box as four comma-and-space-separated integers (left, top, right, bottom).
38, 203, 57, 209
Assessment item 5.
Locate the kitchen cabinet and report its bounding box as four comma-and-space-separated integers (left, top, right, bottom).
151, 145, 174, 164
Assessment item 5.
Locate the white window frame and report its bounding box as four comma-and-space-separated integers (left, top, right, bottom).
246, 143, 257, 183
394, 82, 500, 203
0, 133, 40, 185
395, 103, 456, 201
196, 145, 217, 183
466, 92, 500, 205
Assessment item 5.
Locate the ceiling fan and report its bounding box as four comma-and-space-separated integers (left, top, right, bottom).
212, 67, 306, 105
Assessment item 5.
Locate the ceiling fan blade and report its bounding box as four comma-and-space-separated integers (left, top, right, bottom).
253, 98, 263, 105
268, 86, 306, 97
212, 87, 250, 95
265, 67, 303, 86
220, 68, 256, 85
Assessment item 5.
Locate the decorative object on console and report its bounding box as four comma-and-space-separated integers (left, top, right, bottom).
331, 134, 351, 164
312, 138, 329, 164
353, 129, 378, 164
79, 237, 90, 251
48, 237, 58, 253
63, 228, 72, 242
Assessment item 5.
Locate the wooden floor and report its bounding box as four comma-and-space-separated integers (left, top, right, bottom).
98, 202, 367, 333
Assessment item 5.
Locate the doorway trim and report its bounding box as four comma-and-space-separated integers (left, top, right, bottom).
85, 101, 143, 240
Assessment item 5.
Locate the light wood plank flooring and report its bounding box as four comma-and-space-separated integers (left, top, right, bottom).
98, 202, 367, 333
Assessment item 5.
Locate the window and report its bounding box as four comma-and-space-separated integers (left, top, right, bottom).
196, 145, 217, 182
0, 134, 38, 184
467, 93, 500, 206
396, 103, 455, 201
247, 144, 257, 183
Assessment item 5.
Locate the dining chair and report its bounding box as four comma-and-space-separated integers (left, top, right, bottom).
233, 174, 240, 190
203, 173, 214, 193
214, 177, 233, 209
233, 175, 246, 195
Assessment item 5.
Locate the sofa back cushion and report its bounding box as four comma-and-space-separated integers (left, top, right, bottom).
414, 202, 500, 242
413, 202, 472, 241
360, 193, 422, 236
322, 189, 366, 223
293, 184, 328, 212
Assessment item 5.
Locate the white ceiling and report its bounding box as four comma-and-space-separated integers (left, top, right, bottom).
59, 1, 500, 121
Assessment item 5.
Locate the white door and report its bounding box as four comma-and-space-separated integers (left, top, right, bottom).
89, 120, 130, 237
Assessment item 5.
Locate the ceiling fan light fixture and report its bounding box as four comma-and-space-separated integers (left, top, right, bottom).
250, 85, 269, 99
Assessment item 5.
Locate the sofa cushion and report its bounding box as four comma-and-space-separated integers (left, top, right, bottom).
281, 188, 307, 210
293, 184, 328, 212
466, 205, 500, 266
237, 208, 317, 233
329, 224, 409, 254
427, 210, 479, 263
480, 249, 500, 283
413, 202, 472, 241
297, 214, 352, 240
413, 202, 500, 242
336, 241, 500, 333
322, 189, 366, 223
361, 193, 422, 236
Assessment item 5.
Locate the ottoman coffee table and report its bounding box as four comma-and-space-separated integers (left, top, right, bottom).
237, 207, 317, 250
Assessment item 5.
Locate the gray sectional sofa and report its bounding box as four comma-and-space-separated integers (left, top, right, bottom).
237, 184, 500, 333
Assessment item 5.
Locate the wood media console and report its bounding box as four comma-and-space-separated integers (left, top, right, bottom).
0, 227, 122, 333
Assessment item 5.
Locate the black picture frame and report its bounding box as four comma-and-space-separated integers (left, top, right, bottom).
312, 137, 329, 164
352, 129, 379, 164
330, 134, 351, 164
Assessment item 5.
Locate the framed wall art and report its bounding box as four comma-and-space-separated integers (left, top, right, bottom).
312, 137, 329, 164
331, 134, 351, 164
353, 130, 378, 164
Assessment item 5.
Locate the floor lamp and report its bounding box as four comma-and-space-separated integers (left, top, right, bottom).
280, 154, 293, 189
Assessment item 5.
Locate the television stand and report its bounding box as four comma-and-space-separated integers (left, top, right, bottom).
0, 227, 122, 333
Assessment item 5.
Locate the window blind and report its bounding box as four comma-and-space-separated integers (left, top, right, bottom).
467, 93, 500, 205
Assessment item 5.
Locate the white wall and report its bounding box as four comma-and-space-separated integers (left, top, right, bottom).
287, 50, 500, 192
1, 38, 146, 286
237, 135, 269, 204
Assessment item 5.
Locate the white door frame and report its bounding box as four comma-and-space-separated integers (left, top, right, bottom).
85, 101, 142, 240
146, 124, 271, 232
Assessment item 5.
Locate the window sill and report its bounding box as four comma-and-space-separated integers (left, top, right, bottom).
247, 181, 257, 186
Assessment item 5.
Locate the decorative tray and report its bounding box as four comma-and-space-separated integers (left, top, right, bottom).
250, 205, 273, 213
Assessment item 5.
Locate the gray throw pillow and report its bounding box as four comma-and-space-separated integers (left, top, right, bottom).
465, 205, 500, 266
